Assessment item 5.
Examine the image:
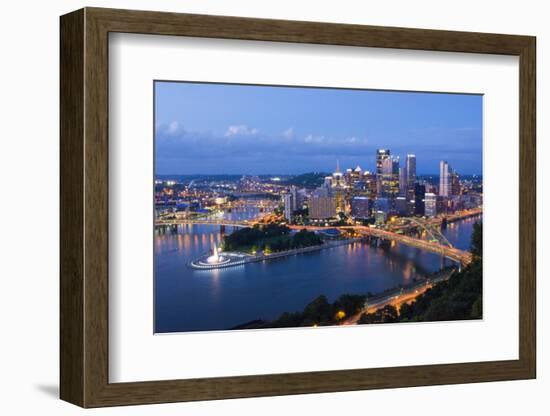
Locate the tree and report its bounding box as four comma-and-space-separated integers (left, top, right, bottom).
273, 312, 303, 328
471, 221, 482, 257
379, 305, 399, 323
333, 294, 366, 316
399, 301, 414, 321
358, 305, 398, 324
303, 295, 332, 324
223, 224, 291, 251
291, 229, 322, 249
470, 296, 482, 319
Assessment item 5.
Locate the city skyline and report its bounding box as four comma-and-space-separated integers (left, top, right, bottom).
155, 157, 481, 178
154, 82, 483, 333
155, 82, 483, 176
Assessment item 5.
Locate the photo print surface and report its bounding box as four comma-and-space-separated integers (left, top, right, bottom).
153, 81, 483, 334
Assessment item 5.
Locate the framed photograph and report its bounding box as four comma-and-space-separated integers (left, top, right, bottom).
60, 7, 536, 407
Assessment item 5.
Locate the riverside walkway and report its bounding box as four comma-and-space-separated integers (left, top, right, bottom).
189, 238, 359, 270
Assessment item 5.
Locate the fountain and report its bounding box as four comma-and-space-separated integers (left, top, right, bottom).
206, 243, 226, 264
189, 242, 254, 270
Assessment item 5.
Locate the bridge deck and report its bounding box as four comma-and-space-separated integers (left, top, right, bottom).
156, 211, 478, 266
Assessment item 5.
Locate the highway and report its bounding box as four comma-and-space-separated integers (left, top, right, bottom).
342, 268, 455, 325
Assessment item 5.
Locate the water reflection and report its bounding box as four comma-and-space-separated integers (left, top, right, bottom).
154, 205, 480, 333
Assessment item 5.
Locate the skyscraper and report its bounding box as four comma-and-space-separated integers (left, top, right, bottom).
289, 185, 298, 211
332, 160, 344, 188
439, 160, 450, 197
376, 149, 391, 196
376, 149, 391, 175
406, 154, 416, 187
283, 193, 293, 222
347, 165, 362, 187
424, 192, 437, 217
330, 160, 346, 213
381, 156, 393, 175
392, 156, 400, 175
377, 150, 399, 198
450, 171, 461, 196
414, 183, 426, 216
374, 197, 391, 213
351, 196, 372, 219
363, 171, 377, 197
296, 188, 307, 210
395, 196, 408, 216
399, 167, 408, 196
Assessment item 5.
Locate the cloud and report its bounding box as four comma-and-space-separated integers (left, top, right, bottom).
302, 134, 368, 149
304, 134, 325, 143
282, 127, 294, 139
168, 121, 180, 134
156, 121, 186, 137
224, 124, 259, 137
157, 124, 373, 160
155, 122, 480, 174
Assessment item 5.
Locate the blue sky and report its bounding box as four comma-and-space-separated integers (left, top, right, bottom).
155, 81, 482, 175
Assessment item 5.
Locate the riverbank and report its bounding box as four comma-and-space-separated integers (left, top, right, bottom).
229, 267, 458, 330
189, 238, 360, 270
343, 267, 457, 325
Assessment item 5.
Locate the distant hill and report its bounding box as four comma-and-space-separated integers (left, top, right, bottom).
156, 174, 242, 182
280, 172, 328, 188
156, 172, 330, 188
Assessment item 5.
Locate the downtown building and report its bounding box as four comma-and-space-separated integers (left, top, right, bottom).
322, 160, 347, 213
375, 149, 412, 213
399, 167, 407, 196
361, 170, 378, 197
283, 193, 293, 222
308, 183, 337, 220
395, 196, 410, 217
406, 154, 417, 186
406, 154, 417, 199
377, 153, 400, 198
283, 185, 307, 222
439, 160, 462, 214
424, 192, 438, 217
397, 154, 417, 200
309, 193, 337, 219
350, 196, 372, 219
376, 149, 391, 176
414, 183, 426, 216
345, 165, 363, 188
439, 160, 450, 197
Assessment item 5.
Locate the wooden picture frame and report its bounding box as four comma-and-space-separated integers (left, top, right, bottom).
60, 7, 536, 408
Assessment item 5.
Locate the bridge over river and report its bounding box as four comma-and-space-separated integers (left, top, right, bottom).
156, 210, 480, 267
156, 218, 253, 228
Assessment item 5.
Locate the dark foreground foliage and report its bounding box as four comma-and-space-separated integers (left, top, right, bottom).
233, 294, 366, 330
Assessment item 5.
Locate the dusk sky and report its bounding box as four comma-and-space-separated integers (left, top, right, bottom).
155, 81, 482, 175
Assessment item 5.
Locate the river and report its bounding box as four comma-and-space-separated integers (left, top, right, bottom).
154, 205, 480, 333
